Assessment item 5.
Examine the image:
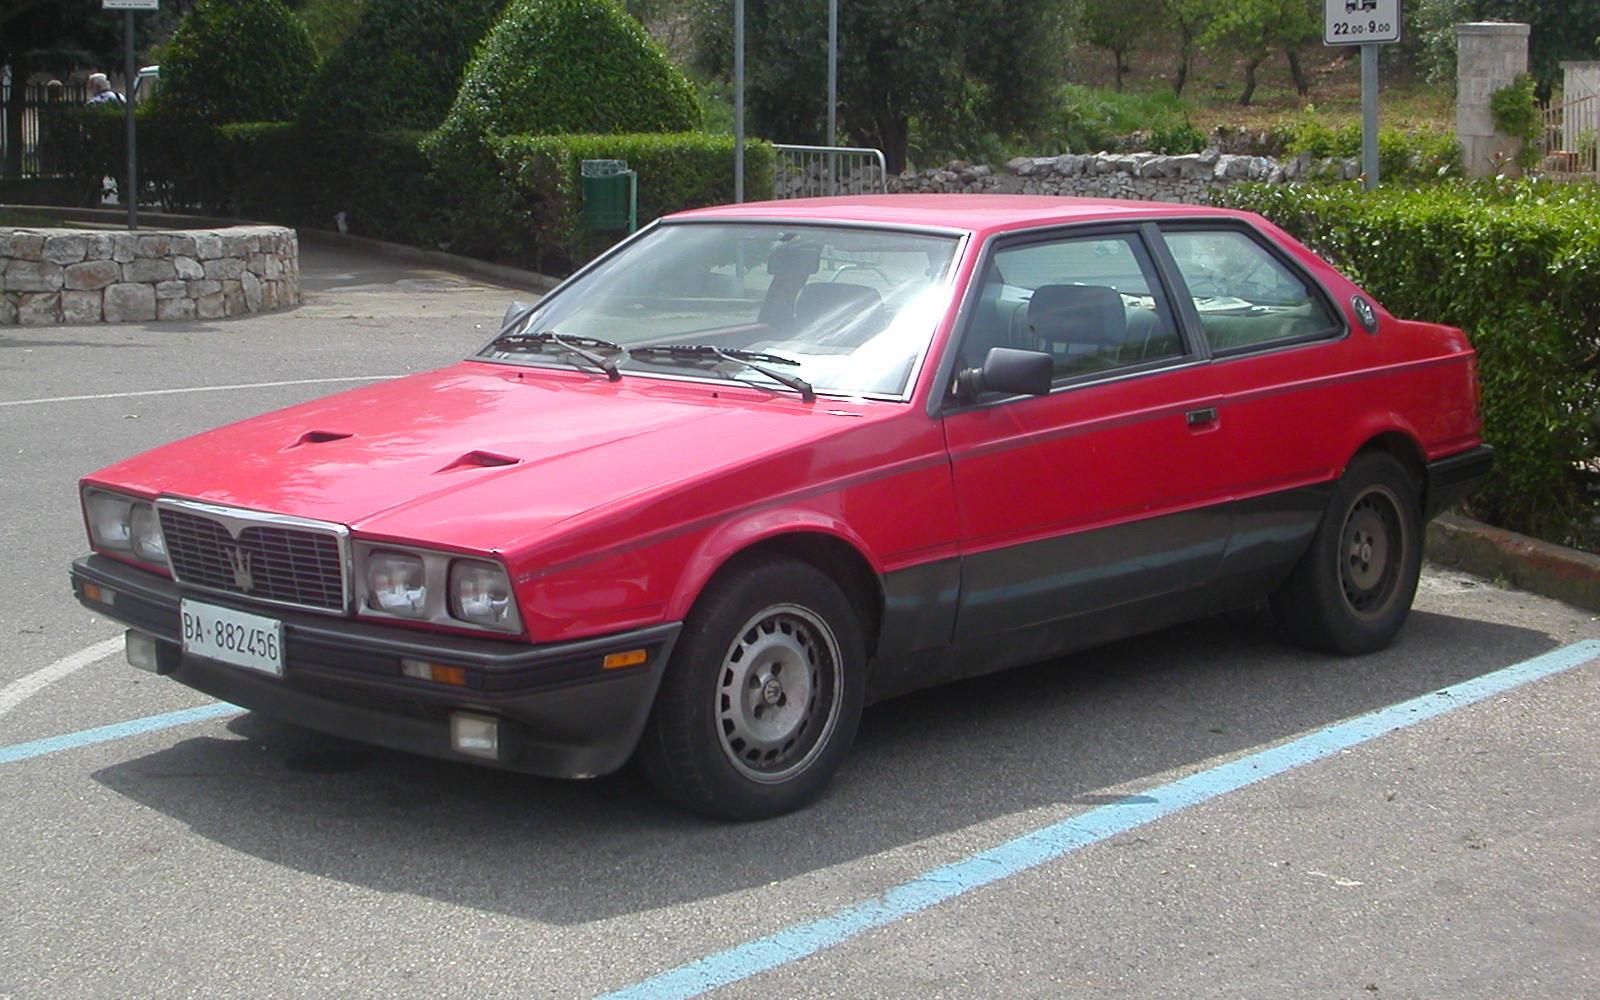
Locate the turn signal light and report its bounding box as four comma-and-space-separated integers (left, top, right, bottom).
603, 649, 648, 670
400, 658, 469, 687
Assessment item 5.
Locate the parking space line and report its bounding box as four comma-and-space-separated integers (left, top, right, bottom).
596, 639, 1600, 1000
0, 703, 242, 765
0, 376, 399, 409
0, 637, 124, 719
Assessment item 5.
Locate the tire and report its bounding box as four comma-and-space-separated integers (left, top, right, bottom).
1271, 451, 1423, 655
637, 554, 867, 820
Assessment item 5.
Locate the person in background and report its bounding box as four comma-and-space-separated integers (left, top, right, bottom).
86, 73, 125, 106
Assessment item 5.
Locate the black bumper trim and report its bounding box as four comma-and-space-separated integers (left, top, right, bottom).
1426, 444, 1493, 517
70, 554, 681, 778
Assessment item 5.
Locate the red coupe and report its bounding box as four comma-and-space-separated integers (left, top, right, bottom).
71, 196, 1490, 819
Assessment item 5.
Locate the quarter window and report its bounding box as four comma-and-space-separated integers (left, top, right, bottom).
1163, 229, 1341, 354
962, 233, 1184, 381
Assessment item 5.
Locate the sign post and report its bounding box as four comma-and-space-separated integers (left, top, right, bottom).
102, 0, 158, 230
1324, 0, 1401, 190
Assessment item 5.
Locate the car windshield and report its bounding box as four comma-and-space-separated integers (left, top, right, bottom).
479, 222, 963, 398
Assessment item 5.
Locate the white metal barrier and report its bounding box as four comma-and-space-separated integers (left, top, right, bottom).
772, 144, 888, 198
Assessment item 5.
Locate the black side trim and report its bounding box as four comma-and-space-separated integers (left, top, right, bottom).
1425, 444, 1493, 518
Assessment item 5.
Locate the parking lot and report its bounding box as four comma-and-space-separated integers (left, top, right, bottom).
2, 243, 1597, 999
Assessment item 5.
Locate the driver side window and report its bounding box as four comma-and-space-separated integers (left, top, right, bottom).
962, 232, 1184, 381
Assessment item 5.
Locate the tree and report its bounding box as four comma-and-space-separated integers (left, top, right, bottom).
694, 0, 1069, 173
1202, 0, 1318, 105
157, 0, 318, 125
1163, 0, 1213, 97
1408, 0, 1600, 93
1081, 0, 1145, 93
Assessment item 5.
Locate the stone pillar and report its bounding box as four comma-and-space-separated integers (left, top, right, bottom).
1560, 61, 1600, 156
1455, 22, 1530, 177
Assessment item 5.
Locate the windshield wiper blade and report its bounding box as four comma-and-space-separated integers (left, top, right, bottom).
491, 331, 623, 381
628, 344, 815, 402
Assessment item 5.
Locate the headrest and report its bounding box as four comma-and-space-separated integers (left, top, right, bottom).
766, 244, 821, 278
795, 282, 883, 327
1026, 284, 1126, 346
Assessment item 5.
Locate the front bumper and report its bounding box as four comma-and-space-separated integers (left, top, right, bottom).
71, 554, 680, 778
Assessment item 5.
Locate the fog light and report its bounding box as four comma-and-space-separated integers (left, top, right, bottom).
126, 630, 160, 673
450, 712, 500, 759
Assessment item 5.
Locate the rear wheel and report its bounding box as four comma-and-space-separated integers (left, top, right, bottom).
1271, 451, 1423, 654
637, 554, 866, 820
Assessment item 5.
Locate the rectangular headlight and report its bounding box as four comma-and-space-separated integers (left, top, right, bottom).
86, 490, 135, 552
365, 550, 427, 617
449, 560, 520, 631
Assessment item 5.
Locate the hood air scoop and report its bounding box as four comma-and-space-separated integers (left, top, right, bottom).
285, 430, 353, 449
435, 450, 522, 474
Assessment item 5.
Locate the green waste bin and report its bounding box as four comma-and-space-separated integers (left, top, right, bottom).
580, 159, 637, 233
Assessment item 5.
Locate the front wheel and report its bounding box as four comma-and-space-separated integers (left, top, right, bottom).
1271, 451, 1423, 655
637, 554, 867, 820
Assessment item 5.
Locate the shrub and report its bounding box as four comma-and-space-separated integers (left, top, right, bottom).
157, 0, 318, 126
1213, 181, 1600, 546
1148, 120, 1207, 155
1489, 73, 1541, 169
492, 132, 774, 273
1284, 111, 1462, 181
435, 0, 700, 141
299, 0, 509, 135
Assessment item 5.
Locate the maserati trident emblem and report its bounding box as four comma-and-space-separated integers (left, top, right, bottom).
225, 545, 254, 592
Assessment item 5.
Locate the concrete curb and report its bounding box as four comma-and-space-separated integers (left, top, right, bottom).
2, 204, 560, 295
1427, 513, 1600, 612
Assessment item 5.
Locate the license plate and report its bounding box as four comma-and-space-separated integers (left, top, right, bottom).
181, 599, 284, 677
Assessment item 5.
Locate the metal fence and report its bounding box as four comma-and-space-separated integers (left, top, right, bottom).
772, 144, 888, 199
1, 79, 91, 178
1538, 93, 1600, 179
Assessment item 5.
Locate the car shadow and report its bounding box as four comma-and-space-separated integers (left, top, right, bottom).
90, 609, 1557, 925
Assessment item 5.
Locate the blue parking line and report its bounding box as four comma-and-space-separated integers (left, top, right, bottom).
0, 703, 243, 765
597, 639, 1600, 1000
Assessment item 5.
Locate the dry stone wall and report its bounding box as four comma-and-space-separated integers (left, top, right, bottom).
888, 150, 1363, 202
0, 225, 300, 325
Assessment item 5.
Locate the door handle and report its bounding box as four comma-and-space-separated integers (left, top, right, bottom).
1185, 407, 1219, 427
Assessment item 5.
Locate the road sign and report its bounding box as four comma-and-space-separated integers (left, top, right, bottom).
103, 0, 159, 10
1324, 0, 1400, 46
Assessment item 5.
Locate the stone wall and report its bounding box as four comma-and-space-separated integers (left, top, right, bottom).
888, 150, 1362, 202
0, 225, 300, 326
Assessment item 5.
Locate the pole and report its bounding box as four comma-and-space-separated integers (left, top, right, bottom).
124, 10, 138, 229
827, 0, 837, 195
733, 0, 745, 203
1361, 42, 1378, 190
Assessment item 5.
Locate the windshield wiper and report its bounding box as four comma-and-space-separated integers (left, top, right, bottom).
627, 345, 816, 402
490, 330, 623, 381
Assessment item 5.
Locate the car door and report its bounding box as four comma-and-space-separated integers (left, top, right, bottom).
940, 224, 1233, 648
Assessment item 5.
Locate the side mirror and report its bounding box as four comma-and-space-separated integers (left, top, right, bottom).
500, 300, 534, 337
956, 347, 1053, 401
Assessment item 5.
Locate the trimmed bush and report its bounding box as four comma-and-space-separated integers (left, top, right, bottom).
157, 0, 318, 126
299, 0, 510, 134
491, 132, 774, 272
1214, 182, 1600, 547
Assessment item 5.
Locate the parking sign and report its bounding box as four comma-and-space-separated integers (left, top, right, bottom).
1325, 0, 1400, 46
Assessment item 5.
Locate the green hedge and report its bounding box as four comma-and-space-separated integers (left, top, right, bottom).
491, 132, 774, 272
1214, 182, 1600, 546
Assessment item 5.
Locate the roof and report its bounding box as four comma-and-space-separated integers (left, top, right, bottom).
668, 194, 1251, 237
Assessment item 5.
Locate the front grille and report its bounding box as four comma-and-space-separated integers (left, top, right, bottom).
160, 507, 346, 612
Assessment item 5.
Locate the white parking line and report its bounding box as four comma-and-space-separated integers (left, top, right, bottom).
0, 375, 400, 409
0, 636, 124, 719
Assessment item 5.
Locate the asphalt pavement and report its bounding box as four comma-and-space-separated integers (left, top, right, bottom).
1, 243, 1596, 999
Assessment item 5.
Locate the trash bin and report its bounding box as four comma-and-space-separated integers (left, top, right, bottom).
580, 159, 637, 233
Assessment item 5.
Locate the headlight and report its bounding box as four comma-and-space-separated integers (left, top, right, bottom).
86, 491, 135, 551
130, 504, 167, 563
366, 551, 427, 616
450, 560, 517, 629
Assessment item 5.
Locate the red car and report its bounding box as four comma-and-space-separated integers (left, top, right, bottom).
71, 196, 1489, 819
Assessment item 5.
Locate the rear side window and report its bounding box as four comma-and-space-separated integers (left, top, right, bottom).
1163, 229, 1341, 355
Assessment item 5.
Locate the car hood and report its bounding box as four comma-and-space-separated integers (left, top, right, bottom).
89, 362, 890, 554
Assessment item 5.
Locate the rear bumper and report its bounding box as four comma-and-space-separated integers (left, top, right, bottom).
70, 554, 679, 778
1425, 444, 1494, 518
